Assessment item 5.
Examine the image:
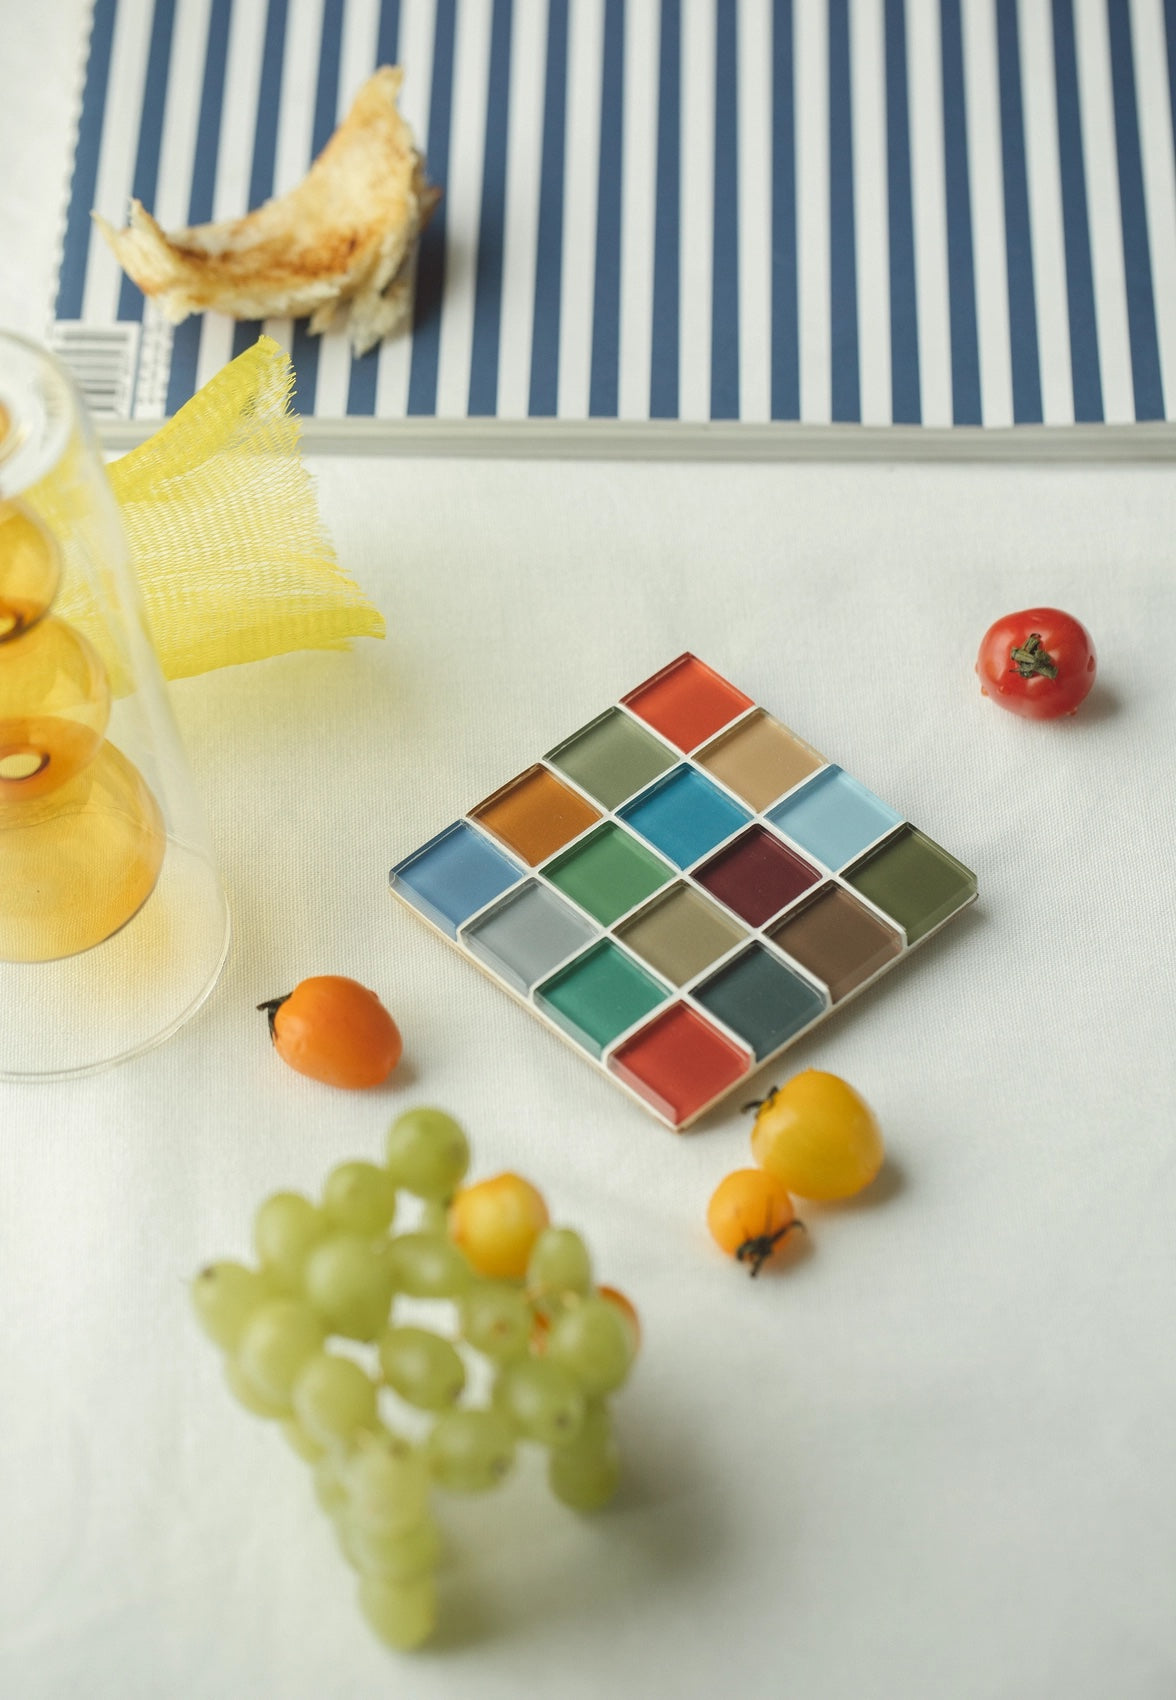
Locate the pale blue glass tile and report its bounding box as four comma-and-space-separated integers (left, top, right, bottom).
766, 766, 902, 870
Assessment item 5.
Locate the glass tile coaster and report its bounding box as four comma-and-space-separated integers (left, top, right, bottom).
389, 655, 977, 1128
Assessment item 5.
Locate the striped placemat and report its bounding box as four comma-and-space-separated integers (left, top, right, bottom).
53, 0, 1176, 428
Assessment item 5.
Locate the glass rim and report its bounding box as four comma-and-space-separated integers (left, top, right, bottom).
0, 331, 80, 500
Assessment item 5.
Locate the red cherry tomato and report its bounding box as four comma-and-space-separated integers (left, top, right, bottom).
976, 608, 1096, 720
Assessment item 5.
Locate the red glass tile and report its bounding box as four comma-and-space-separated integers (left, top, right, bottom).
609, 1002, 751, 1128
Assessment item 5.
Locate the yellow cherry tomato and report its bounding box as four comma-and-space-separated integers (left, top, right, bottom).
448, 1173, 550, 1279
749, 1070, 883, 1201
706, 1169, 801, 1276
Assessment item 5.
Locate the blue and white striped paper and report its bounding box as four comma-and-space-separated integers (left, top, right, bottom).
55, 0, 1176, 425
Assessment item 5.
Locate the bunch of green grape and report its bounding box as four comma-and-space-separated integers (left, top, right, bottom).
191, 1108, 639, 1651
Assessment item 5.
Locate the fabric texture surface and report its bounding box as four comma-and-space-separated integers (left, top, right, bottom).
2, 449, 1174, 1700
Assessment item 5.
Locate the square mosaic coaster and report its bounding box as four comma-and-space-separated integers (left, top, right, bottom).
390, 655, 977, 1130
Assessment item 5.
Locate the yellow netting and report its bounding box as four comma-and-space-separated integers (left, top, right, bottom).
68, 335, 384, 681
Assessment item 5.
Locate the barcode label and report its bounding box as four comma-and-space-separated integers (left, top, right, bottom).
49, 322, 140, 420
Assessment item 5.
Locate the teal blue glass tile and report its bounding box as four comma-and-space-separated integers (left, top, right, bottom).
619, 765, 751, 869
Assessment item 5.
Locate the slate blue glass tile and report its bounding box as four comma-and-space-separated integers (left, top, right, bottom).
390, 821, 523, 936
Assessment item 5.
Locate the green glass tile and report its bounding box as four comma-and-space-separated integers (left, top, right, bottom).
845, 825, 977, 944
544, 822, 673, 926
535, 941, 670, 1057
547, 708, 678, 809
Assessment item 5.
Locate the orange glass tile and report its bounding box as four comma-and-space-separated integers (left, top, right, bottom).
471, 764, 601, 866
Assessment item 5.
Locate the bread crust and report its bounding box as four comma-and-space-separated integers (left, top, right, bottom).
93, 67, 439, 354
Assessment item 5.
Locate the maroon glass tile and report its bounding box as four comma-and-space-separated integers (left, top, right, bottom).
693, 825, 822, 927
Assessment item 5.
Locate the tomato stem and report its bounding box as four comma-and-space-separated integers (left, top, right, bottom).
257, 995, 291, 1042
742, 1086, 780, 1115
736, 1219, 805, 1277
1009, 633, 1058, 680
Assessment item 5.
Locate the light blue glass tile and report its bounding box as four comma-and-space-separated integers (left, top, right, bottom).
766, 766, 903, 870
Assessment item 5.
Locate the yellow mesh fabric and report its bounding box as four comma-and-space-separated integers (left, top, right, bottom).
59, 336, 383, 682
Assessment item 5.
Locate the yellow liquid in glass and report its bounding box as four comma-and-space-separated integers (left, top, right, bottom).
1, 493, 165, 963
0, 739, 165, 961
0, 501, 61, 638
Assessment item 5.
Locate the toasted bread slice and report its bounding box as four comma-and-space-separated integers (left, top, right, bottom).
93, 67, 438, 352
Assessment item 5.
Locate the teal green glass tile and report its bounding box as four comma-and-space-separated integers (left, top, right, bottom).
535, 941, 670, 1057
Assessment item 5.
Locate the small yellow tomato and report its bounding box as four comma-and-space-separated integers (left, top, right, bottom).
706, 1169, 801, 1276
749, 1070, 883, 1201
448, 1173, 550, 1279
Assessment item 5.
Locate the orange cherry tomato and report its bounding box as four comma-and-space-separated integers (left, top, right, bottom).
597, 1285, 641, 1354
529, 1306, 551, 1354
259, 976, 402, 1088
706, 1169, 803, 1277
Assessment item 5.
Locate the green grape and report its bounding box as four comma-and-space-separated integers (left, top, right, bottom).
345, 1431, 431, 1535
426, 1407, 516, 1493
460, 1282, 533, 1360
494, 1356, 585, 1447
357, 1572, 438, 1651
378, 1327, 466, 1410
224, 1355, 290, 1419
417, 1199, 448, 1237
386, 1232, 471, 1299
547, 1401, 621, 1511
237, 1298, 326, 1404
253, 1192, 328, 1288
313, 1451, 349, 1518
293, 1351, 379, 1447
547, 1297, 633, 1396
384, 1108, 470, 1200
304, 1234, 396, 1340
343, 1513, 442, 1583
280, 1416, 325, 1463
191, 1260, 281, 1351
322, 1160, 397, 1237
527, 1227, 593, 1302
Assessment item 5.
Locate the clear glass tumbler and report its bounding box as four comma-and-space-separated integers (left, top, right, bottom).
0, 332, 229, 1078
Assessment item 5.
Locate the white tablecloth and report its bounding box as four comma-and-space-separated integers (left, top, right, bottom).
3, 10, 1176, 1699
